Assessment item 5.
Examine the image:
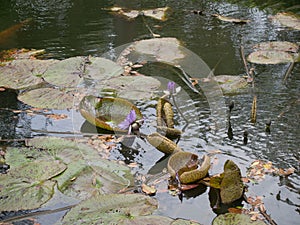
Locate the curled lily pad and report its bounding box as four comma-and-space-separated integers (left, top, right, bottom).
247, 50, 294, 64
157, 98, 174, 128
147, 132, 182, 154
79, 95, 143, 132
273, 12, 300, 30
157, 126, 182, 139
168, 151, 210, 184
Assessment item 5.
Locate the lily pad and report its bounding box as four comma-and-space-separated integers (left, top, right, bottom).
273, 12, 300, 30
252, 41, 299, 53
220, 160, 244, 204
0, 59, 57, 90
168, 151, 210, 184
60, 193, 198, 225
5, 137, 134, 201
147, 132, 182, 154
105, 7, 170, 21
104, 75, 161, 101
247, 50, 294, 64
212, 213, 266, 225
117, 38, 185, 66
18, 87, 77, 109
79, 95, 143, 132
0, 160, 66, 211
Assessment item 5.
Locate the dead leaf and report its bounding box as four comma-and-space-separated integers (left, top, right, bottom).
142, 183, 157, 195
212, 14, 251, 24
46, 113, 68, 120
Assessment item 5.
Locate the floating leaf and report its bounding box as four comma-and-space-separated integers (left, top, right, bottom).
5, 137, 134, 202
117, 38, 185, 66
247, 50, 294, 64
147, 132, 182, 154
157, 98, 174, 128
0, 160, 66, 211
220, 160, 244, 204
42, 57, 84, 87
212, 213, 266, 225
104, 75, 161, 101
156, 126, 182, 139
212, 14, 250, 24
273, 12, 300, 30
252, 41, 299, 53
142, 183, 157, 195
79, 95, 143, 132
168, 152, 210, 184
18, 87, 77, 109
60, 194, 159, 224
105, 7, 170, 21
0, 59, 57, 89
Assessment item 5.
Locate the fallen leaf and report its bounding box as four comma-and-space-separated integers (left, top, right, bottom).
142, 183, 157, 195
213, 14, 251, 24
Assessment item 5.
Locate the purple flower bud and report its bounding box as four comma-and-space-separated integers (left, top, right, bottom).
118, 109, 136, 130
167, 81, 176, 94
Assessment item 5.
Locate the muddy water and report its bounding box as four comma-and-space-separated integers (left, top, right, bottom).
0, 0, 299, 224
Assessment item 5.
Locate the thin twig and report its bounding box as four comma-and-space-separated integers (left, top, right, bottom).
141, 15, 160, 38
240, 45, 250, 77
258, 206, 278, 225
283, 61, 295, 82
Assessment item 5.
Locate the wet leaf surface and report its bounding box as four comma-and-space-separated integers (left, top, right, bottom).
212, 213, 266, 225
0, 160, 66, 211
18, 87, 77, 109
0, 59, 57, 90
212, 14, 251, 24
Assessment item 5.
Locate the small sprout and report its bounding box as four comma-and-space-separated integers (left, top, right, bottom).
265, 119, 271, 133
243, 130, 248, 145
229, 100, 234, 112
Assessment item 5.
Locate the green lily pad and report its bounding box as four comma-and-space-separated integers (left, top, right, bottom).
18, 87, 77, 109
0, 160, 66, 211
60, 193, 199, 225
212, 213, 267, 225
167, 152, 210, 184
79, 95, 143, 132
220, 160, 244, 204
214, 75, 248, 94
5, 137, 134, 201
273, 12, 300, 30
252, 41, 299, 53
0, 59, 57, 90
247, 50, 294, 64
104, 75, 161, 101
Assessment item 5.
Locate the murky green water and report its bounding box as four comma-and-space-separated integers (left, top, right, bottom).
0, 0, 299, 224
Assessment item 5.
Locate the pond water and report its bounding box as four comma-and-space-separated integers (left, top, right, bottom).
0, 0, 299, 224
